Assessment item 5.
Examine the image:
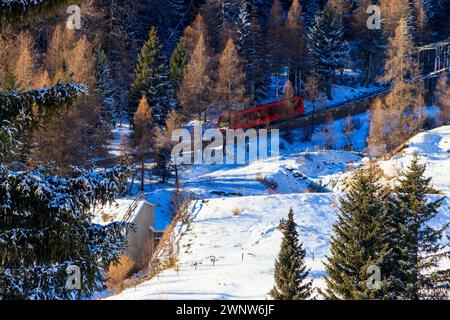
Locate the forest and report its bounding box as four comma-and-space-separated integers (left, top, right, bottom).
0, 0, 450, 301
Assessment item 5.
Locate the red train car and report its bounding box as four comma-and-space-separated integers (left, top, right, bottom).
217, 96, 305, 130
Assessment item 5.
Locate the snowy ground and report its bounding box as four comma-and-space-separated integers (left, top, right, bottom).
109, 192, 450, 300
108, 125, 450, 300
106, 105, 371, 230
377, 125, 450, 196
100, 77, 448, 300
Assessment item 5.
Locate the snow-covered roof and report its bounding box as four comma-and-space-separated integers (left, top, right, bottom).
92, 200, 150, 225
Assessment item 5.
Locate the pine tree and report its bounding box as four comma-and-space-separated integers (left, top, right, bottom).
0, 165, 129, 300
15, 31, 37, 90
323, 165, 391, 299
388, 156, 448, 299
128, 26, 172, 126
374, 18, 425, 154
1, 65, 19, 93
304, 69, 323, 138
235, 0, 251, 53
95, 47, 117, 126
379, 0, 410, 38
266, 0, 286, 99
203, 0, 239, 47
178, 34, 212, 120
307, 6, 349, 100
182, 12, 209, 55
413, 0, 430, 44
246, 6, 269, 103
132, 96, 153, 191
152, 109, 183, 183
0, 2, 129, 301
343, 114, 354, 151
435, 73, 449, 123
169, 39, 189, 93
303, 0, 322, 26
284, 0, 307, 92
367, 98, 386, 157
269, 208, 312, 300
216, 35, 248, 111
352, 0, 386, 85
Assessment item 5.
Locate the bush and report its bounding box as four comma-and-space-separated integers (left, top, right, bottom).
256, 173, 278, 190
106, 255, 137, 294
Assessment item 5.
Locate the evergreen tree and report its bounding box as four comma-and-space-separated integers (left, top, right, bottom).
128, 26, 172, 126
169, 39, 189, 94
352, 0, 386, 85
323, 165, 391, 299
269, 208, 312, 300
284, 0, 307, 92
0, 166, 129, 300
152, 110, 183, 183
303, 0, 322, 26
246, 6, 269, 103
235, 0, 251, 53
307, 6, 349, 100
266, 0, 286, 99
95, 47, 117, 126
0, 1, 129, 301
388, 156, 448, 299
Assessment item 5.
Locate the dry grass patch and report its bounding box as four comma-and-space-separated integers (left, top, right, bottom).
106, 255, 137, 295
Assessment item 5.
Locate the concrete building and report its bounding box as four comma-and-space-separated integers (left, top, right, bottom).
124, 201, 155, 262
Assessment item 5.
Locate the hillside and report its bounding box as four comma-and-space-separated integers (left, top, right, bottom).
110, 126, 450, 300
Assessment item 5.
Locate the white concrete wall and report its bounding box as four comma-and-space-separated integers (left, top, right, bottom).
125, 201, 155, 263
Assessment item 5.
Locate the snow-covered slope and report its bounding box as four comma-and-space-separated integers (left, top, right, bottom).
377, 125, 450, 195
109, 193, 450, 300
108, 126, 450, 300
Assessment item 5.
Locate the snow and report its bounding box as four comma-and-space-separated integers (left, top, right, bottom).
377, 125, 450, 196
92, 199, 147, 225
109, 193, 450, 300
107, 125, 450, 300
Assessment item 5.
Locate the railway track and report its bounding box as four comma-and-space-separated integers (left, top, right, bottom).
269, 67, 449, 130
267, 36, 450, 130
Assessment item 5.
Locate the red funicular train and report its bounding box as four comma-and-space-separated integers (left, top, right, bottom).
217, 96, 305, 130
